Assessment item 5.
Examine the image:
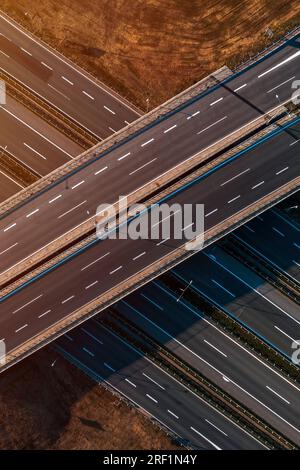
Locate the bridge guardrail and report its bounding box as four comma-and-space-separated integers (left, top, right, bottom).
0, 176, 298, 375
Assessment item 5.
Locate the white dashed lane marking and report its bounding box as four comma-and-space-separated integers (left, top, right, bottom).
82, 90, 95, 100
61, 76, 74, 85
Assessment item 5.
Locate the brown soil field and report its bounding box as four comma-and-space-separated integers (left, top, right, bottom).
0, 347, 179, 449
2, 1, 300, 110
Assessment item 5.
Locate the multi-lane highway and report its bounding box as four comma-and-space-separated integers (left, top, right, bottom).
56, 319, 265, 450
0, 13, 140, 138
173, 244, 300, 359
232, 209, 300, 284
0, 169, 23, 202
1, 5, 300, 447
0, 17, 298, 282
111, 280, 300, 445
0, 93, 83, 203
0, 115, 299, 365
0, 11, 299, 448
0, 95, 82, 176
0, 109, 299, 283
1, 29, 300, 278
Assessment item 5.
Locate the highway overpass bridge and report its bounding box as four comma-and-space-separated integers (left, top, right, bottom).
0, 25, 300, 371
0, 114, 299, 373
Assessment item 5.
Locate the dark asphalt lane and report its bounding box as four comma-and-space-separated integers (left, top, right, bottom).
55, 319, 265, 449
0, 113, 299, 278
174, 245, 300, 360
0, 14, 140, 139
0, 93, 82, 203
233, 209, 300, 284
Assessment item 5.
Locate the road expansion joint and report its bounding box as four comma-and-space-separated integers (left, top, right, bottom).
97, 308, 297, 450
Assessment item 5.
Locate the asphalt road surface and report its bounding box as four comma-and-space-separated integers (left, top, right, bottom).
174, 244, 300, 360
0, 13, 140, 139
112, 280, 300, 445
56, 319, 265, 450
0, 170, 23, 202
233, 209, 300, 284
